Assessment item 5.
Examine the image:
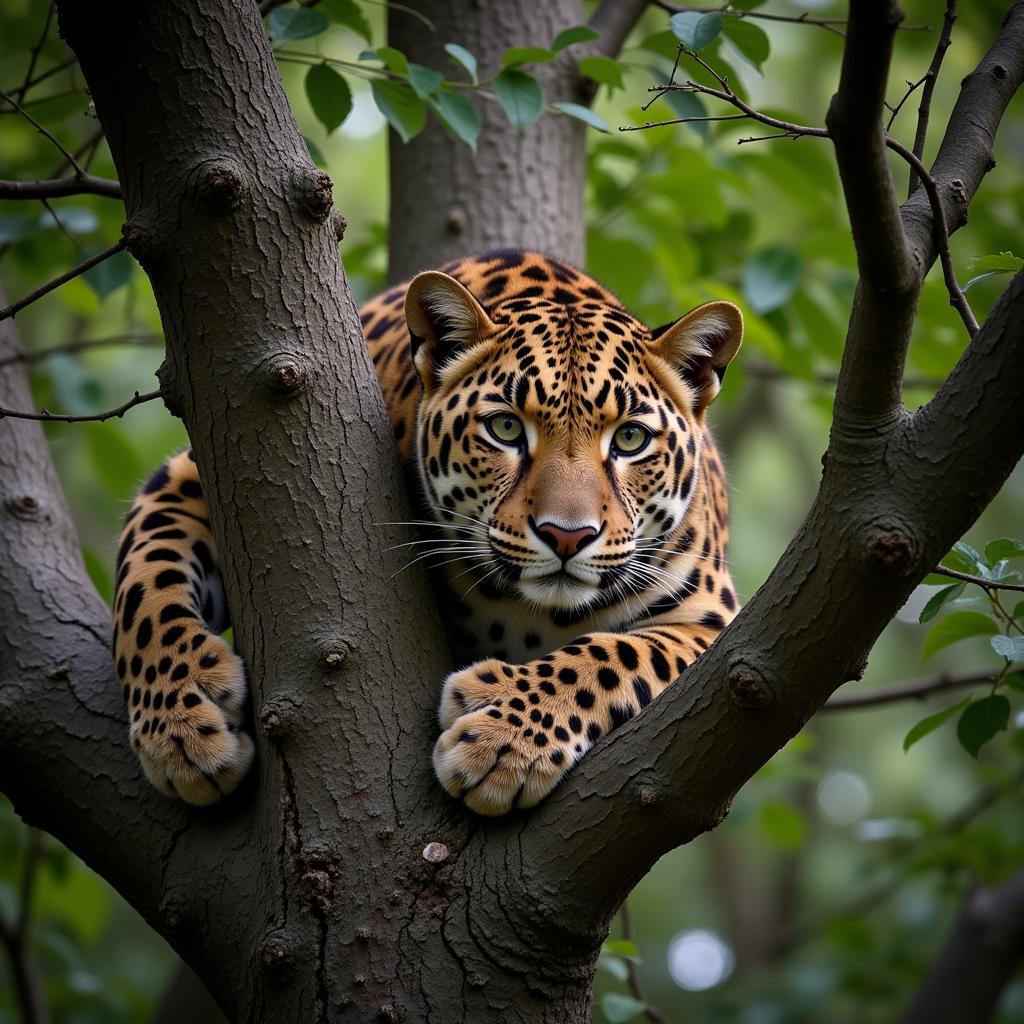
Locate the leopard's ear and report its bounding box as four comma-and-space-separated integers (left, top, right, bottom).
405, 272, 498, 389
649, 300, 743, 409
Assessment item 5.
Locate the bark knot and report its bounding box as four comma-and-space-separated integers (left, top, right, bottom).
267, 356, 306, 395
296, 168, 334, 223
197, 161, 245, 211
7, 494, 41, 519
260, 931, 294, 978
864, 520, 918, 576
728, 662, 773, 708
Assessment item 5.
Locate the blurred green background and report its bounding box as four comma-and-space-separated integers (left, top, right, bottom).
1, 1, 1022, 1021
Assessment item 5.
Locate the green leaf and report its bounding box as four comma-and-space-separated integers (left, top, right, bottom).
444, 43, 478, 83
305, 63, 353, 133
578, 55, 625, 90
919, 583, 965, 624
992, 635, 1024, 660
968, 251, 1022, 273
985, 538, 1024, 564
502, 46, 556, 68
669, 11, 724, 50
957, 695, 1010, 758
759, 800, 806, 850
303, 135, 327, 168
268, 7, 329, 41
597, 952, 630, 982
552, 25, 601, 51
371, 45, 410, 76
601, 993, 649, 1024
319, 0, 372, 43
407, 62, 443, 98
948, 541, 984, 573
922, 610, 999, 660
0, 216, 43, 243
431, 90, 480, 150
552, 101, 609, 132
493, 70, 544, 130
603, 939, 639, 958
371, 79, 426, 142
903, 698, 971, 752
742, 247, 801, 314
83, 248, 133, 299
721, 18, 770, 71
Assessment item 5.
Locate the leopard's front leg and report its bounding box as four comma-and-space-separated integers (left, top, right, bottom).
433, 622, 721, 815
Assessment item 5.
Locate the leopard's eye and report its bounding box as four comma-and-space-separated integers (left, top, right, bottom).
486, 413, 525, 445
611, 423, 650, 456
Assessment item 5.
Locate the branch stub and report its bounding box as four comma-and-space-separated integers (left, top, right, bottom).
196, 160, 245, 212
864, 520, 918, 576
728, 662, 774, 708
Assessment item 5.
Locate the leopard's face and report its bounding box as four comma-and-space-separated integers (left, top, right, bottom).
407, 273, 742, 613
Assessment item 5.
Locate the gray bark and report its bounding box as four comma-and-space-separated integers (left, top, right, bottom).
386, 0, 589, 281
0, 3, 1021, 1024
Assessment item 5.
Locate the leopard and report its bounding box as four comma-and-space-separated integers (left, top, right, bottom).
111, 249, 742, 815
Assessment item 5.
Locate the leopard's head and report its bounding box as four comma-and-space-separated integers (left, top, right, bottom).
406, 272, 742, 611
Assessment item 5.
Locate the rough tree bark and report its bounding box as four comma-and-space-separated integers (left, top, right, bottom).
0, 2, 1022, 1023
386, 0, 647, 280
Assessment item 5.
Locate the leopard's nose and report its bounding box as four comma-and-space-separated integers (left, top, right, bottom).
531, 518, 599, 559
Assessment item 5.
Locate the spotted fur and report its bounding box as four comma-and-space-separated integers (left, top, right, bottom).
113, 249, 742, 813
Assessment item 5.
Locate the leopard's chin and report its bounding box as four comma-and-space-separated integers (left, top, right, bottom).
515, 572, 603, 611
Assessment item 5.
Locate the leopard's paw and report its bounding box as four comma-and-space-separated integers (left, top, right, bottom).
437, 659, 517, 729
126, 634, 254, 805
433, 704, 574, 816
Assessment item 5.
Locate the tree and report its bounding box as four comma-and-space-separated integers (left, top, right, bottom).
1, 1, 1023, 1022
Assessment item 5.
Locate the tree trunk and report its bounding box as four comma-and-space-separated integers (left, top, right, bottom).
386, 0, 588, 280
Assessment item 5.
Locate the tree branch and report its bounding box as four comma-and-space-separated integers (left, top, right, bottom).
908, 1, 957, 197
826, 1, 915, 426
901, 868, 1024, 1024
0, 173, 122, 200
0, 239, 126, 322
932, 564, 1024, 592
0, 387, 162, 424
822, 666, 1019, 711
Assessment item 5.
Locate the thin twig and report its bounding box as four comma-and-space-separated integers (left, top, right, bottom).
823, 665, 1021, 711
647, 1, 929, 36
619, 898, 664, 1023
0, 239, 126, 322
0, 173, 122, 200
886, 75, 928, 132
909, 1, 958, 198
0, 89, 84, 175
0, 388, 163, 424
933, 564, 1024, 593
14, 4, 55, 106
8, 54, 78, 98
0, 332, 162, 368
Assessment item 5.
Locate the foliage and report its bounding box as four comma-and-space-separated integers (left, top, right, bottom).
0, 0, 1022, 1022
